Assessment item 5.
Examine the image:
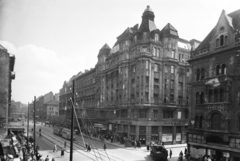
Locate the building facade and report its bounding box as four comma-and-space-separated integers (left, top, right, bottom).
0, 44, 15, 130
45, 100, 59, 120
72, 6, 193, 145
187, 9, 240, 161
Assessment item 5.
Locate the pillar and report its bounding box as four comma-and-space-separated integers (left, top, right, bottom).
146, 126, 151, 145
136, 125, 139, 140
173, 126, 176, 144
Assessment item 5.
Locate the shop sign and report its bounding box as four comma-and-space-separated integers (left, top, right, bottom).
1, 139, 10, 147
223, 152, 229, 157
94, 123, 104, 128
176, 133, 181, 141
119, 120, 132, 125
163, 121, 183, 126
162, 134, 172, 142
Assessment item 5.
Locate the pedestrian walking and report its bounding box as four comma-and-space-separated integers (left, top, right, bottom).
87, 144, 91, 152
45, 156, 49, 161
85, 143, 88, 151
51, 157, 55, 161
103, 143, 106, 151
169, 149, 172, 158
61, 148, 64, 157
53, 144, 57, 152
184, 148, 187, 154
147, 144, 150, 151
64, 141, 67, 148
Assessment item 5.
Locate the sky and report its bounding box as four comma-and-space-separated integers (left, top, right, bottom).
0, 0, 239, 104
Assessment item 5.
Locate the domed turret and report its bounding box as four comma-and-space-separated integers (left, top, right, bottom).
138, 5, 157, 33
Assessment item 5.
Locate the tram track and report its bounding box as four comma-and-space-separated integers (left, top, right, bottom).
38, 126, 124, 161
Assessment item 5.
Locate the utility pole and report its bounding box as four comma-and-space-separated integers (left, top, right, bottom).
33, 96, 36, 155
27, 102, 29, 146
70, 80, 75, 161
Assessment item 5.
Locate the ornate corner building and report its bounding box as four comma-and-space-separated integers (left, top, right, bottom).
62, 6, 195, 145
187, 9, 240, 160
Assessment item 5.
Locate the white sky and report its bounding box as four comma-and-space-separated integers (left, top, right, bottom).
0, 0, 238, 103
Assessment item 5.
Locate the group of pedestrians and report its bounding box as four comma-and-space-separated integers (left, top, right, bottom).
131, 140, 141, 148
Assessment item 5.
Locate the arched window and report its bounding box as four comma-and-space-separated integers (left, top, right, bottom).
221, 64, 226, 75
201, 68, 205, 80
209, 90, 212, 103
199, 116, 203, 129
216, 38, 219, 47
196, 93, 200, 104
216, 65, 221, 76
214, 90, 218, 102
224, 35, 228, 45
211, 113, 221, 130
220, 35, 224, 46
219, 89, 224, 102
196, 69, 200, 81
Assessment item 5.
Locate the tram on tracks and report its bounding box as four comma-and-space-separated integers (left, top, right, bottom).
53, 127, 76, 140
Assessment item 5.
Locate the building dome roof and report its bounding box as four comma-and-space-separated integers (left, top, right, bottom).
144, 5, 153, 12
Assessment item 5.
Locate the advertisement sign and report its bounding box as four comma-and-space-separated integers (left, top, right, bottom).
109, 124, 112, 131
162, 134, 173, 142
176, 133, 181, 141
223, 152, 229, 157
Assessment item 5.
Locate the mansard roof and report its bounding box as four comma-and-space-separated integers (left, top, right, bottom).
195, 9, 240, 51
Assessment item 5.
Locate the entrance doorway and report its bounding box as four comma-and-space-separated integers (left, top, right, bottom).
215, 150, 223, 161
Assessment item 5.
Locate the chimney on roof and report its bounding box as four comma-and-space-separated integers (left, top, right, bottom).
85, 69, 89, 73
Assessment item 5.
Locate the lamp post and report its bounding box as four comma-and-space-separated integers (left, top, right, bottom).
33, 96, 36, 155
70, 80, 75, 161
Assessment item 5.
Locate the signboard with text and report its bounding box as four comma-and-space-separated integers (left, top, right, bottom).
162, 134, 173, 142
176, 133, 181, 141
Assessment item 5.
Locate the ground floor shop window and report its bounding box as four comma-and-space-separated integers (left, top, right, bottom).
162, 126, 173, 145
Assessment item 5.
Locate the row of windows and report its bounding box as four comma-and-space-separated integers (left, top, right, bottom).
194, 113, 240, 132
196, 88, 226, 104
196, 64, 226, 81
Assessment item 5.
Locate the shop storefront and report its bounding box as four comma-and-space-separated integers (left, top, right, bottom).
151, 126, 159, 142
129, 125, 136, 140
176, 126, 182, 144
162, 126, 173, 145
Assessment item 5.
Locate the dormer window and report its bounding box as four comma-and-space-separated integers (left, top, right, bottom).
143, 32, 148, 41
154, 33, 159, 42
134, 35, 137, 42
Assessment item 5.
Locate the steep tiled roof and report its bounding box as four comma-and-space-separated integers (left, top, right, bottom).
195, 9, 240, 51
195, 28, 215, 51
100, 43, 110, 50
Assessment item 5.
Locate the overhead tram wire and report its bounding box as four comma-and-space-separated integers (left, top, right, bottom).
79, 100, 111, 161
76, 96, 111, 161
71, 97, 102, 161
75, 101, 102, 161
82, 104, 111, 161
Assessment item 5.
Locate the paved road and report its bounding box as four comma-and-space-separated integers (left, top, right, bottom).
23, 121, 185, 161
